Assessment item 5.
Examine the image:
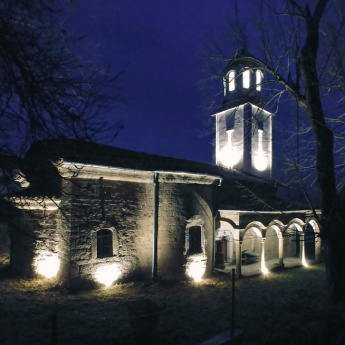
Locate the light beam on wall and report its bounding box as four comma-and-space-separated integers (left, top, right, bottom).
301, 245, 308, 267
94, 263, 121, 287
220, 129, 242, 168
36, 252, 60, 279
261, 264, 269, 275
253, 129, 268, 171
261, 254, 269, 275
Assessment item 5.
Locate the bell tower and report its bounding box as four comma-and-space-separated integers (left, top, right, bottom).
213, 52, 272, 178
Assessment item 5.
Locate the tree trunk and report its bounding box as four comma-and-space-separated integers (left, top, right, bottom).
298, 1, 345, 303
326, 191, 345, 303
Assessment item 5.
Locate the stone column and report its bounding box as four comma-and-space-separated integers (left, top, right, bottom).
260, 238, 266, 270
278, 237, 284, 267
300, 234, 307, 266
315, 234, 321, 262
235, 240, 242, 277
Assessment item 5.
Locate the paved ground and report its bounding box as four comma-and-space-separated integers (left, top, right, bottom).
216, 257, 304, 276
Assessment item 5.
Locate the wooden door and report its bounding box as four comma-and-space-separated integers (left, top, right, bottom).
222, 239, 227, 262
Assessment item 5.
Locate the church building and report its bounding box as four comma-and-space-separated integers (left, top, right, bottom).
3, 54, 321, 287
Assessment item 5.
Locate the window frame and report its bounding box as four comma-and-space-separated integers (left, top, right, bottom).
184, 216, 206, 256
96, 229, 114, 258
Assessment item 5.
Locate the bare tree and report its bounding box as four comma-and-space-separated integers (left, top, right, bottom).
0, 0, 124, 273
205, 0, 345, 303
0, 0, 124, 162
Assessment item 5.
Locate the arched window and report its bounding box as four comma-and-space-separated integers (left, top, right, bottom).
97, 229, 113, 258
256, 70, 263, 91
188, 226, 202, 254
228, 71, 235, 91
184, 215, 205, 256
243, 69, 250, 88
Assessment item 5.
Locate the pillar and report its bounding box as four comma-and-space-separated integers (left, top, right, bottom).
315, 233, 321, 262
278, 237, 284, 267
300, 234, 307, 266
235, 240, 242, 277
260, 238, 266, 270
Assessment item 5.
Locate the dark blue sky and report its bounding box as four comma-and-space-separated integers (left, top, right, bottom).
70, 0, 234, 163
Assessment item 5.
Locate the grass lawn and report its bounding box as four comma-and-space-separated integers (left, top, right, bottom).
0, 264, 343, 345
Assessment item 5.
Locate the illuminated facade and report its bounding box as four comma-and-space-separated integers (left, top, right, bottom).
2, 53, 321, 286
215, 57, 272, 178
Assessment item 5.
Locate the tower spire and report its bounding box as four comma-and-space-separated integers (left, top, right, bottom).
213, 54, 272, 179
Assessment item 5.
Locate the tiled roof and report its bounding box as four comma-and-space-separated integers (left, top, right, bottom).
14, 138, 307, 212
24, 138, 273, 184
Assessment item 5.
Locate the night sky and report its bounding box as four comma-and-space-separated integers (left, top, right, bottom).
69, 0, 234, 163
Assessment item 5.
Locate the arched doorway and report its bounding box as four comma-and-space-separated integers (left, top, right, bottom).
265, 226, 279, 262
284, 225, 300, 258
305, 223, 315, 263
215, 228, 234, 268
242, 227, 261, 265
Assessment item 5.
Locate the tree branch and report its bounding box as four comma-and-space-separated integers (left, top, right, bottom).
231, 53, 307, 107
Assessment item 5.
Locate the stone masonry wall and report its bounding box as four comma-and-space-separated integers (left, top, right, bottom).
68, 178, 154, 282
67, 177, 215, 283
157, 182, 214, 279
57, 179, 72, 281
8, 206, 59, 277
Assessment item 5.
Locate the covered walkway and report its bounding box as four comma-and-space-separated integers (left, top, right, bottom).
215, 212, 322, 278
215, 257, 309, 277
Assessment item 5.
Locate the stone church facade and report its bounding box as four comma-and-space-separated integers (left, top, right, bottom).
3, 53, 321, 286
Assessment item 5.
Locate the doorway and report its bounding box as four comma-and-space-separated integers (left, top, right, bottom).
216, 239, 228, 262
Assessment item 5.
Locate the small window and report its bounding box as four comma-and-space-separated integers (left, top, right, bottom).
256, 70, 262, 91
228, 71, 235, 91
97, 229, 113, 258
188, 226, 202, 254
243, 69, 250, 88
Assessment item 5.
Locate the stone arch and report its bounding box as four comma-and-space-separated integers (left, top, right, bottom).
267, 220, 284, 239
283, 219, 304, 259
218, 218, 238, 232
305, 218, 321, 262
184, 215, 205, 256
241, 222, 263, 260
285, 218, 305, 232
305, 218, 320, 235
242, 221, 264, 240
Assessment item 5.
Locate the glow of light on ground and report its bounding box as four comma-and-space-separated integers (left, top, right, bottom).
36, 252, 60, 279
94, 263, 121, 287
186, 254, 206, 282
